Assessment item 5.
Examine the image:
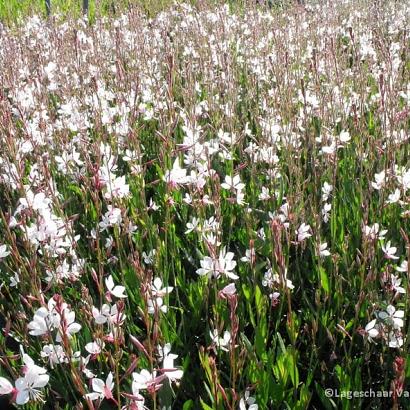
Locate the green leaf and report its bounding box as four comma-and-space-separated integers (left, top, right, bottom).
255, 284, 264, 316
242, 283, 251, 300
315, 383, 336, 410
276, 332, 287, 355
319, 266, 330, 294
183, 400, 194, 410
200, 398, 214, 410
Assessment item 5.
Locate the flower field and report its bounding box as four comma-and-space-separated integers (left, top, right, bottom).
0, 1, 409, 408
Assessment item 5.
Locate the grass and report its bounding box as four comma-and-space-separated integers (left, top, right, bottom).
0, 0, 177, 22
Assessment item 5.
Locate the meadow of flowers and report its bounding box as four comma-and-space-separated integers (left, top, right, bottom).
0, 0, 409, 408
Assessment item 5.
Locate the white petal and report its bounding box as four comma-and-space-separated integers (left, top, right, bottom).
394, 310, 405, 318
85, 392, 101, 401
105, 275, 115, 291
386, 305, 395, 316
365, 319, 377, 331
16, 389, 30, 405
153, 277, 162, 290
368, 329, 379, 338
34, 374, 50, 388
112, 285, 127, 298
106, 372, 114, 390
92, 378, 105, 393
0, 377, 13, 395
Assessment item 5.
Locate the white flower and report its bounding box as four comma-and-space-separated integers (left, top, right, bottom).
104, 175, 130, 200
319, 242, 331, 257
363, 223, 387, 240
164, 158, 189, 187
92, 304, 125, 326
203, 232, 221, 247
377, 305, 404, 329
18, 190, 51, 214
364, 319, 379, 343
105, 275, 127, 298
147, 198, 160, 211
396, 260, 408, 272
371, 170, 386, 190
210, 329, 231, 352
321, 182, 333, 202
0, 245, 10, 259
258, 187, 270, 201
147, 278, 173, 315
219, 283, 236, 298
15, 370, 49, 405
99, 206, 122, 231
296, 223, 312, 242
55, 309, 81, 343
321, 141, 337, 155
397, 168, 410, 191
129, 384, 146, 410
15, 356, 49, 405
41, 344, 68, 368
185, 217, 200, 234
10, 272, 20, 287
381, 241, 399, 260
221, 175, 245, 192
386, 189, 401, 204
80, 355, 96, 379
92, 304, 112, 324
322, 203, 331, 223
0, 377, 13, 395
158, 344, 183, 382
391, 274, 406, 294
183, 193, 193, 204
85, 339, 105, 355
218, 129, 238, 146
142, 249, 156, 265
196, 247, 238, 280
339, 130, 351, 143
263, 268, 294, 290
85, 372, 114, 401
239, 390, 258, 410
28, 298, 81, 342
147, 296, 168, 314
388, 332, 404, 348
28, 307, 56, 337
235, 189, 246, 205
257, 227, 266, 240
240, 248, 255, 263
151, 278, 173, 297
132, 369, 157, 390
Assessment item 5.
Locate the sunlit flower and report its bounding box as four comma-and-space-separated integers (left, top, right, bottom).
16, 354, 50, 405
390, 274, 405, 294
0, 244, 10, 259
210, 329, 231, 352
364, 319, 379, 343
321, 182, 333, 202
381, 241, 399, 260
386, 189, 401, 204
319, 242, 331, 257
85, 372, 114, 401
296, 223, 312, 242
132, 369, 158, 391
371, 170, 386, 190
196, 247, 238, 280
377, 305, 404, 329
396, 260, 408, 273
239, 390, 258, 410
105, 275, 127, 298
158, 344, 183, 382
